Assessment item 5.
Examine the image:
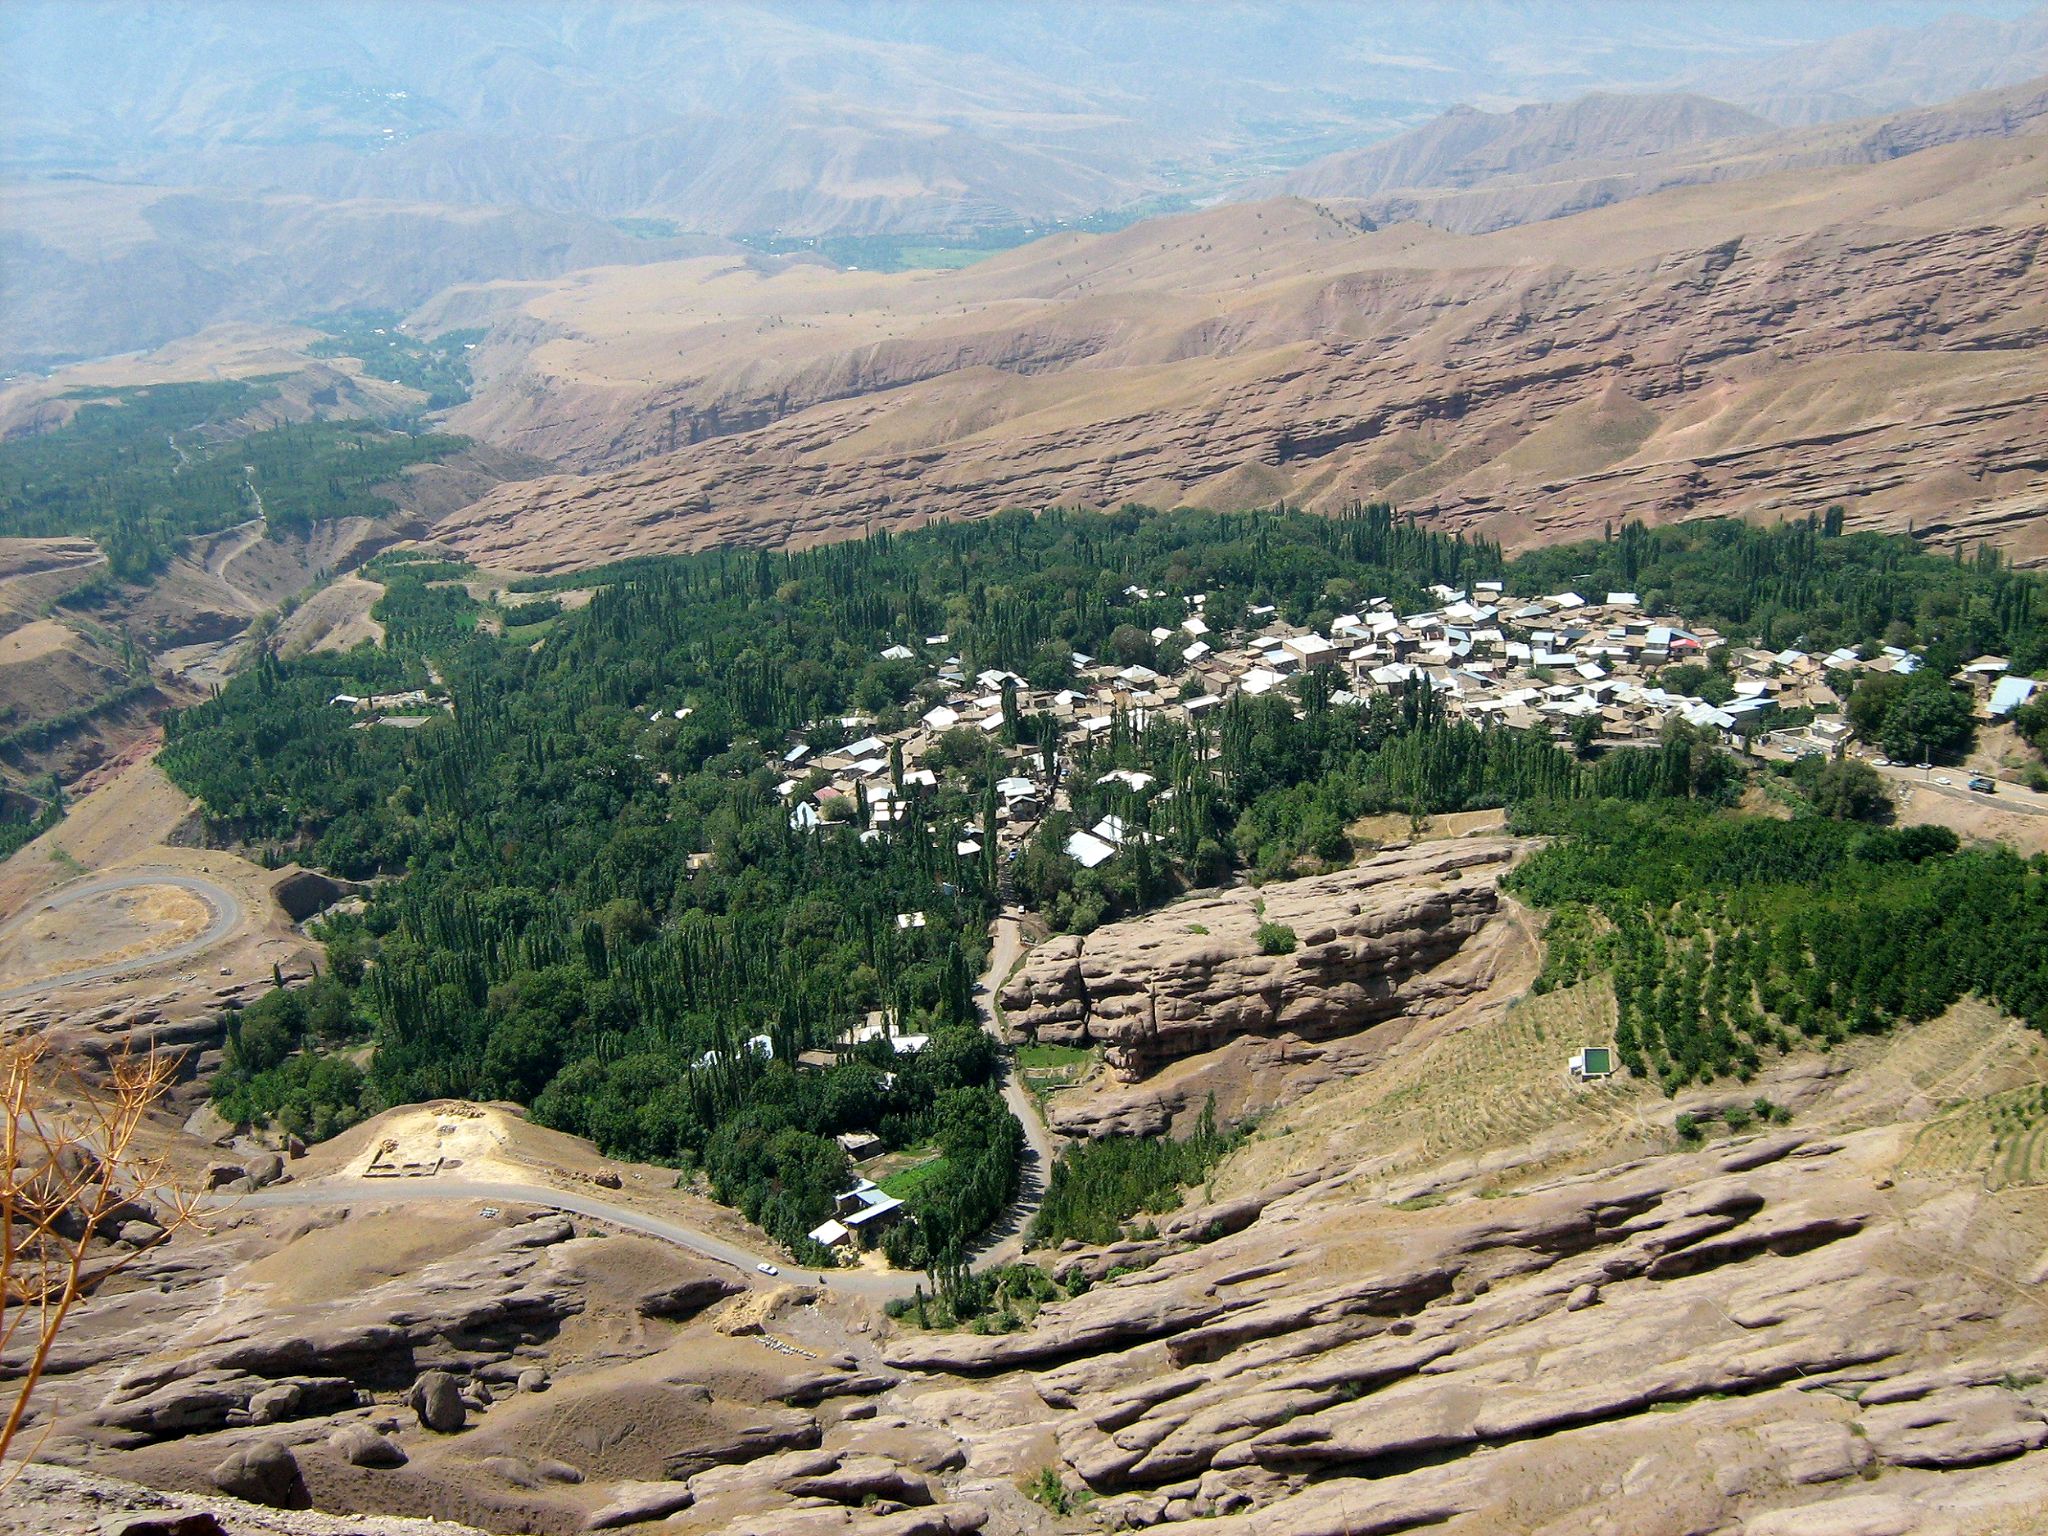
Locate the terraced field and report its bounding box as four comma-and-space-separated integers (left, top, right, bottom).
1218, 978, 1662, 1199
1902, 1081, 2048, 1190
1862, 997, 2048, 1112
1017, 1041, 1098, 1108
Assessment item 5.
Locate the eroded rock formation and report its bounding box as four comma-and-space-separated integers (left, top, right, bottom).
884, 1127, 2048, 1534
1002, 839, 1526, 1134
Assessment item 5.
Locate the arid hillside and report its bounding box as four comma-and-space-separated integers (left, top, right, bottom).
0, 182, 716, 372
1246, 89, 1774, 205
1257, 77, 2048, 236
430, 95, 2048, 574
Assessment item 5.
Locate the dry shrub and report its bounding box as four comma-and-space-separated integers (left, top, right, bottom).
2, 1036, 206, 1465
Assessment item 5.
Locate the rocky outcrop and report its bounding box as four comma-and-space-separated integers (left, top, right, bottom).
435, 111, 2048, 575
1002, 839, 1523, 1099
634, 1273, 743, 1320
208, 1442, 303, 1509
405, 1370, 467, 1433
881, 1125, 2048, 1534
583, 1480, 694, 1530
84, 1212, 585, 1441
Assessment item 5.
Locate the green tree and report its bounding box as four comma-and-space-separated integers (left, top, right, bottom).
1808, 758, 1888, 822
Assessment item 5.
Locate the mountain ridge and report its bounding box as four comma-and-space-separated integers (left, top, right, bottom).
1247, 91, 1775, 204
423, 97, 2048, 574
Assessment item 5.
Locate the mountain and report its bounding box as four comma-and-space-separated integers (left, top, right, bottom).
1250, 92, 1775, 203
0, 182, 718, 372
1258, 76, 2048, 237
423, 92, 2048, 575
1687, 2, 2048, 122
5, 2, 2030, 236
8, 4, 2039, 368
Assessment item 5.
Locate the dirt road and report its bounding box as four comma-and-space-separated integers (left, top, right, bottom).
1876, 762, 2048, 817
0, 868, 243, 1001
213, 1179, 917, 1300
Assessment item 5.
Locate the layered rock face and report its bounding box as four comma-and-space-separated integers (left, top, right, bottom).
1002, 839, 1522, 1113
882, 1127, 2048, 1534
433, 107, 2048, 574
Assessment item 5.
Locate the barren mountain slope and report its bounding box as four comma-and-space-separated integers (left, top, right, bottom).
1687, 2, 2048, 123
432, 115, 2048, 573
0, 181, 717, 372
1252, 89, 1774, 203
1266, 76, 2048, 237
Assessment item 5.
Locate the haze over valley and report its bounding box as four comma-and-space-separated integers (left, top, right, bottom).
6, 7, 2048, 1536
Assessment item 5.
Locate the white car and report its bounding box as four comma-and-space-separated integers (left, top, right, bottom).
1874, 758, 1892, 768
756, 1262, 780, 1276
1934, 775, 1954, 787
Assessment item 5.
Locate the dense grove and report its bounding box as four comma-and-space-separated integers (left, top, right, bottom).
307, 312, 487, 414
0, 380, 462, 579
156, 504, 2048, 1266
1510, 802, 2048, 1091
1514, 513, 2048, 675
1030, 1101, 1238, 1246
0, 779, 64, 864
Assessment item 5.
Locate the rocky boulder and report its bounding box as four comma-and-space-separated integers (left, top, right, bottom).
407, 1369, 467, 1432
1001, 839, 1523, 1088
328, 1421, 408, 1467
636, 1274, 743, 1319
584, 1480, 695, 1529
208, 1440, 303, 1508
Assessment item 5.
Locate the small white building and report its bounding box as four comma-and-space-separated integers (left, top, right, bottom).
1065, 830, 1117, 868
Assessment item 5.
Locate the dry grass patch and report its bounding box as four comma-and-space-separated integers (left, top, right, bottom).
1216, 978, 1657, 1199
1900, 1083, 2048, 1191
1860, 998, 2048, 1115
1347, 807, 1508, 845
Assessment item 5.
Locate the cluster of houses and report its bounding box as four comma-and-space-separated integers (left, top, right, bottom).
743, 585, 1918, 871
326, 688, 451, 729
741, 577, 2048, 880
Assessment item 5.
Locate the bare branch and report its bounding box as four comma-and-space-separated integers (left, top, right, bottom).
1, 1032, 206, 1467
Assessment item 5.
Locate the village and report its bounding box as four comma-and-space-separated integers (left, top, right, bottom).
678, 578, 2038, 1259
312, 576, 2044, 1264
755, 581, 2039, 868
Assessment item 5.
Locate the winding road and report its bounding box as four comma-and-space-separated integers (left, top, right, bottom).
970, 913, 1061, 1268
199, 914, 1058, 1302
211, 1179, 917, 1301
0, 868, 245, 1002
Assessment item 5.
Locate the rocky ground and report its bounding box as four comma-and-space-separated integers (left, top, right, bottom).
0, 753, 329, 1096
12, 837, 2048, 1535
1001, 837, 1533, 1138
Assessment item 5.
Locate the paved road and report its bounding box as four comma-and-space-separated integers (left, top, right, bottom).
970, 912, 1062, 1269
0, 869, 244, 1002
210, 1178, 918, 1301
1873, 762, 2048, 818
